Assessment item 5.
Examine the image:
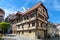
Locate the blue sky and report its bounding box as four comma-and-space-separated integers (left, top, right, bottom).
0, 0, 60, 24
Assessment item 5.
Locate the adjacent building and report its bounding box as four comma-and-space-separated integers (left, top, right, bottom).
0, 8, 5, 22
11, 2, 49, 39
5, 14, 16, 23
55, 24, 60, 36
5, 14, 16, 33
46, 22, 57, 38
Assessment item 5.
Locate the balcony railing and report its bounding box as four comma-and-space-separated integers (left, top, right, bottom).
30, 17, 36, 21
16, 17, 36, 25
38, 17, 47, 23
24, 28, 28, 30
29, 26, 36, 30
16, 20, 26, 25
17, 28, 23, 31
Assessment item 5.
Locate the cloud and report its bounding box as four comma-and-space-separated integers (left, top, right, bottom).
0, 6, 17, 18
0, 0, 46, 19
0, 6, 27, 18
19, 7, 26, 12
0, 6, 29, 19
19, 6, 30, 13
4, 9, 17, 18
21, 7, 26, 12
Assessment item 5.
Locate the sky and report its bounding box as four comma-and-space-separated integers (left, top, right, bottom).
0, 0, 60, 24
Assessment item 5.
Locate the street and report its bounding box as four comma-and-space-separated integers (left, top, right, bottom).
42, 37, 60, 40
3, 35, 60, 40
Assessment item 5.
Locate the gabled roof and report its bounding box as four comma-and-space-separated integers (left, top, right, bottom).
24, 2, 42, 15
16, 2, 42, 15
16, 2, 49, 18
6, 14, 16, 20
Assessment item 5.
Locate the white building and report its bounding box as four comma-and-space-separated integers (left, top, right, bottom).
56, 24, 60, 36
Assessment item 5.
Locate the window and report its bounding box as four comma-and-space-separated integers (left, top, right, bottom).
29, 23, 30, 27
20, 25, 22, 28
22, 25, 23, 28
20, 17, 23, 22
38, 6, 43, 11
41, 22, 42, 27
29, 30, 31, 33
41, 23, 45, 27
27, 16, 29, 19
32, 22, 35, 26
42, 23, 44, 27
24, 15, 29, 20
23, 23, 28, 28
24, 16, 27, 20
30, 12, 36, 18
16, 18, 19, 22
39, 22, 41, 27
17, 25, 20, 29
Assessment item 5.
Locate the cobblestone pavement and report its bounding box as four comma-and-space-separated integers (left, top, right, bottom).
3, 35, 60, 40
42, 37, 60, 40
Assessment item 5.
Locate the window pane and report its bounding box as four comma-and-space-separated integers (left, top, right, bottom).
31, 12, 36, 18
17, 25, 20, 29
32, 22, 35, 26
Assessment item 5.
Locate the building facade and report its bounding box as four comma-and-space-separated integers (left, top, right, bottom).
0, 8, 5, 22
47, 22, 57, 38
11, 2, 49, 39
5, 14, 16, 23
5, 14, 16, 33
55, 24, 60, 36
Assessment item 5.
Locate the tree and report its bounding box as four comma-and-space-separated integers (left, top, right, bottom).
0, 22, 10, 34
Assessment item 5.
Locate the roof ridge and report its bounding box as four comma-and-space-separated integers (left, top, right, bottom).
16, 2, 42, 15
